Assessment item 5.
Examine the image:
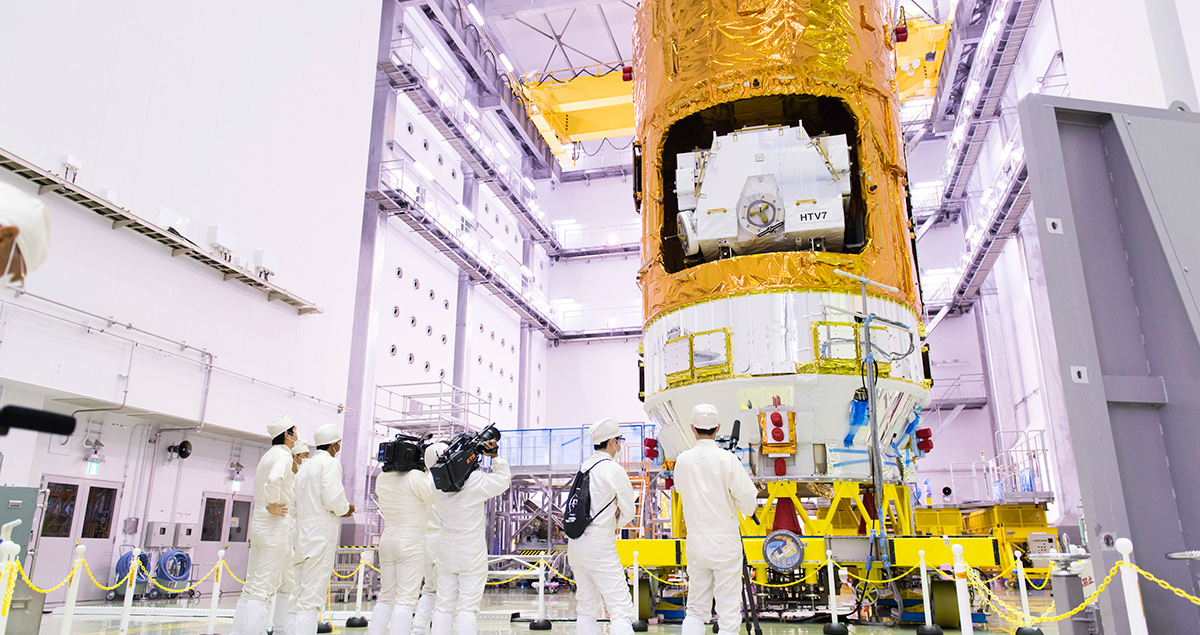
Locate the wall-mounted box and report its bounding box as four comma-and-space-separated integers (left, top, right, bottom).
145, 521, 174, 548
174, 523, 199, 549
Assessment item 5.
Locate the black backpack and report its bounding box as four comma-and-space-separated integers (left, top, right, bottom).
563, 459, 615, 539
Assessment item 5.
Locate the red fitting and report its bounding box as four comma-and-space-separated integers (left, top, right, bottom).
770, 412, 783, 427
916, 428, 932, 439
621, 65, 633, 81
894, 24, 908, 42
664, 477, 674, 489
644, 447, 659, 460
774, 458, 787, 476
918, 439, 934, 453
644, 438, 659, 448
771, 427, 785, 442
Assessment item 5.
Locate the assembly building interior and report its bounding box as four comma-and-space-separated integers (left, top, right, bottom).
0, 0, 1198, 634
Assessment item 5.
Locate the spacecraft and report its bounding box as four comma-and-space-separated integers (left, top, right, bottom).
633, 0, 930, 494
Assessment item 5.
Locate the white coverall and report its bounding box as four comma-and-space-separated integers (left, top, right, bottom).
229, 445, 296, 635
431, 458, 511, 635
566, 453, 637, 635
270, 490, 299, 634
370, 469, 436, 635
411, 497, 441, 635
673, 439, 757, 635
289, 450, 351, 634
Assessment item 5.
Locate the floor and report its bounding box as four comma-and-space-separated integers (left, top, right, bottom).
32, 588, 1059, 635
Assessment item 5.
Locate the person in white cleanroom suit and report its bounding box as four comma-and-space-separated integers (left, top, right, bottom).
290, 425, 355, 634
269, 439, 310, 635
567, 418, 638, 635
229, 415, 298, 635
0, 180, 51, 285
369, 440, 438, 635
673, 404, 758, 635
430, 437, 510, 635
411, 443, 446, 635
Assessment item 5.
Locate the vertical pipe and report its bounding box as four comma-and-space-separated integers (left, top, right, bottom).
204, 549, 224, 635
117, 548, 139, 635
1115, 539, 1149, 635
632, 550, 640, 621
59, 544, 86, 635
951, 544, 973, 635
537, 561, 546, 621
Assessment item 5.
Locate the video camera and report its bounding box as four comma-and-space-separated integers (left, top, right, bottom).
716, 419, 741, 452
430, 423, 502, 493
378, 432, 432, 473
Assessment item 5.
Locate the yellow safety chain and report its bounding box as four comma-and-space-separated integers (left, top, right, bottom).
332, 562, 365, 579
83, 559, 136, 592
16, 560, 78, 594
544, 562, 576, 585
485, 564, 540, 586
837, 563, 920, 584
1129, 563, 1200, 607
222, 561, 247, 586
979, 565, 1017, 584
1026, 575, 1050, 590
967, 562, 1120, 625
367, 562, 382, 574
2, 561, 16, 618
136, 560, 219, 594
639, 566, 688, 587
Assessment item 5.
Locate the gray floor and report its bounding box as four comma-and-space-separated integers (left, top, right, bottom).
33, 588, 1059, 634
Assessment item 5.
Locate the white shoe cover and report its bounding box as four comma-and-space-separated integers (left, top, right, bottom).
575, 615, 601, 635
411, 594, 436, 635
430, 610, 454, 635
454, 611, 476, 635
681, 615, 708, 635
270, 597, 291, 635
388, 604, 415, 635
367, 603, 393, 635
290, 609, 320, 634
231, 599, 271, 635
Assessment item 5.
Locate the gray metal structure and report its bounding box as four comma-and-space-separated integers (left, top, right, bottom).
1020, 94, 1200, 632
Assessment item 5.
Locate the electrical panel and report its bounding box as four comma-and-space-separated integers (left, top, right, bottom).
1027, 532, 1057, 569
174, 523, 199, 549
145, 521, 174, 548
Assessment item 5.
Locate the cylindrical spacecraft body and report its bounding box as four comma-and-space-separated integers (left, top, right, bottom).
634, 0, 929, 483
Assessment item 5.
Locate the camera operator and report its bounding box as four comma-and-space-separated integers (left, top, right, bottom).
429, 436, 510, 635
674, 404, 757, 635
369, 436, 437, 635
412, 442, 447, 635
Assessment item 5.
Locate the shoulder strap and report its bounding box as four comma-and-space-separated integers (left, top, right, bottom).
584, 458, 617, 520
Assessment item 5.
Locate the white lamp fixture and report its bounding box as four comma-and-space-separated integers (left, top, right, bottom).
228, 461, 245, 492
83, 438, 105, 475
499, 54, 515, 73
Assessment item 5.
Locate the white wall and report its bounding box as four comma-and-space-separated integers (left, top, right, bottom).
545, 339, 646, 428
0, 0, 379, 575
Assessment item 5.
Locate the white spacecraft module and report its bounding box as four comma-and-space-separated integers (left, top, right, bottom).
675, 124, 852, 259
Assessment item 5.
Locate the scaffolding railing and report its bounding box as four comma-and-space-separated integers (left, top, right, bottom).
949, 429, 1054, 505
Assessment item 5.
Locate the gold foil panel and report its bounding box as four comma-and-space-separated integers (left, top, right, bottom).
634, 0, 922, 324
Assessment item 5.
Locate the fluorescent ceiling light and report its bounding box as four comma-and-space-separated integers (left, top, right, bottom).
499, 54, 515, 73
492, 235, 507, 248
497, 145, 512, 159
420, 46, 443, 71
462, 99, 479, 118
522, 176, 536, 190
456, 203, 475, 221
551, 219, 577, 226
413, 161, 434, 179
521, 265, 533, 277
467, 3, 485, 25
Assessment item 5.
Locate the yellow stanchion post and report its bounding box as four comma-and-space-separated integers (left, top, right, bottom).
117, 548, 140, 635
59, 544, 86, 635
202, 550, 224, 635
1116, 538, 1149, 635
823, 551, 847, 635
951, 544, 973, 635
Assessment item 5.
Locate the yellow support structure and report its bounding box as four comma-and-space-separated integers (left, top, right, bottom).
963, 503, 1057, 582
894, 17, 952, 102
519, 71, 635, 166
